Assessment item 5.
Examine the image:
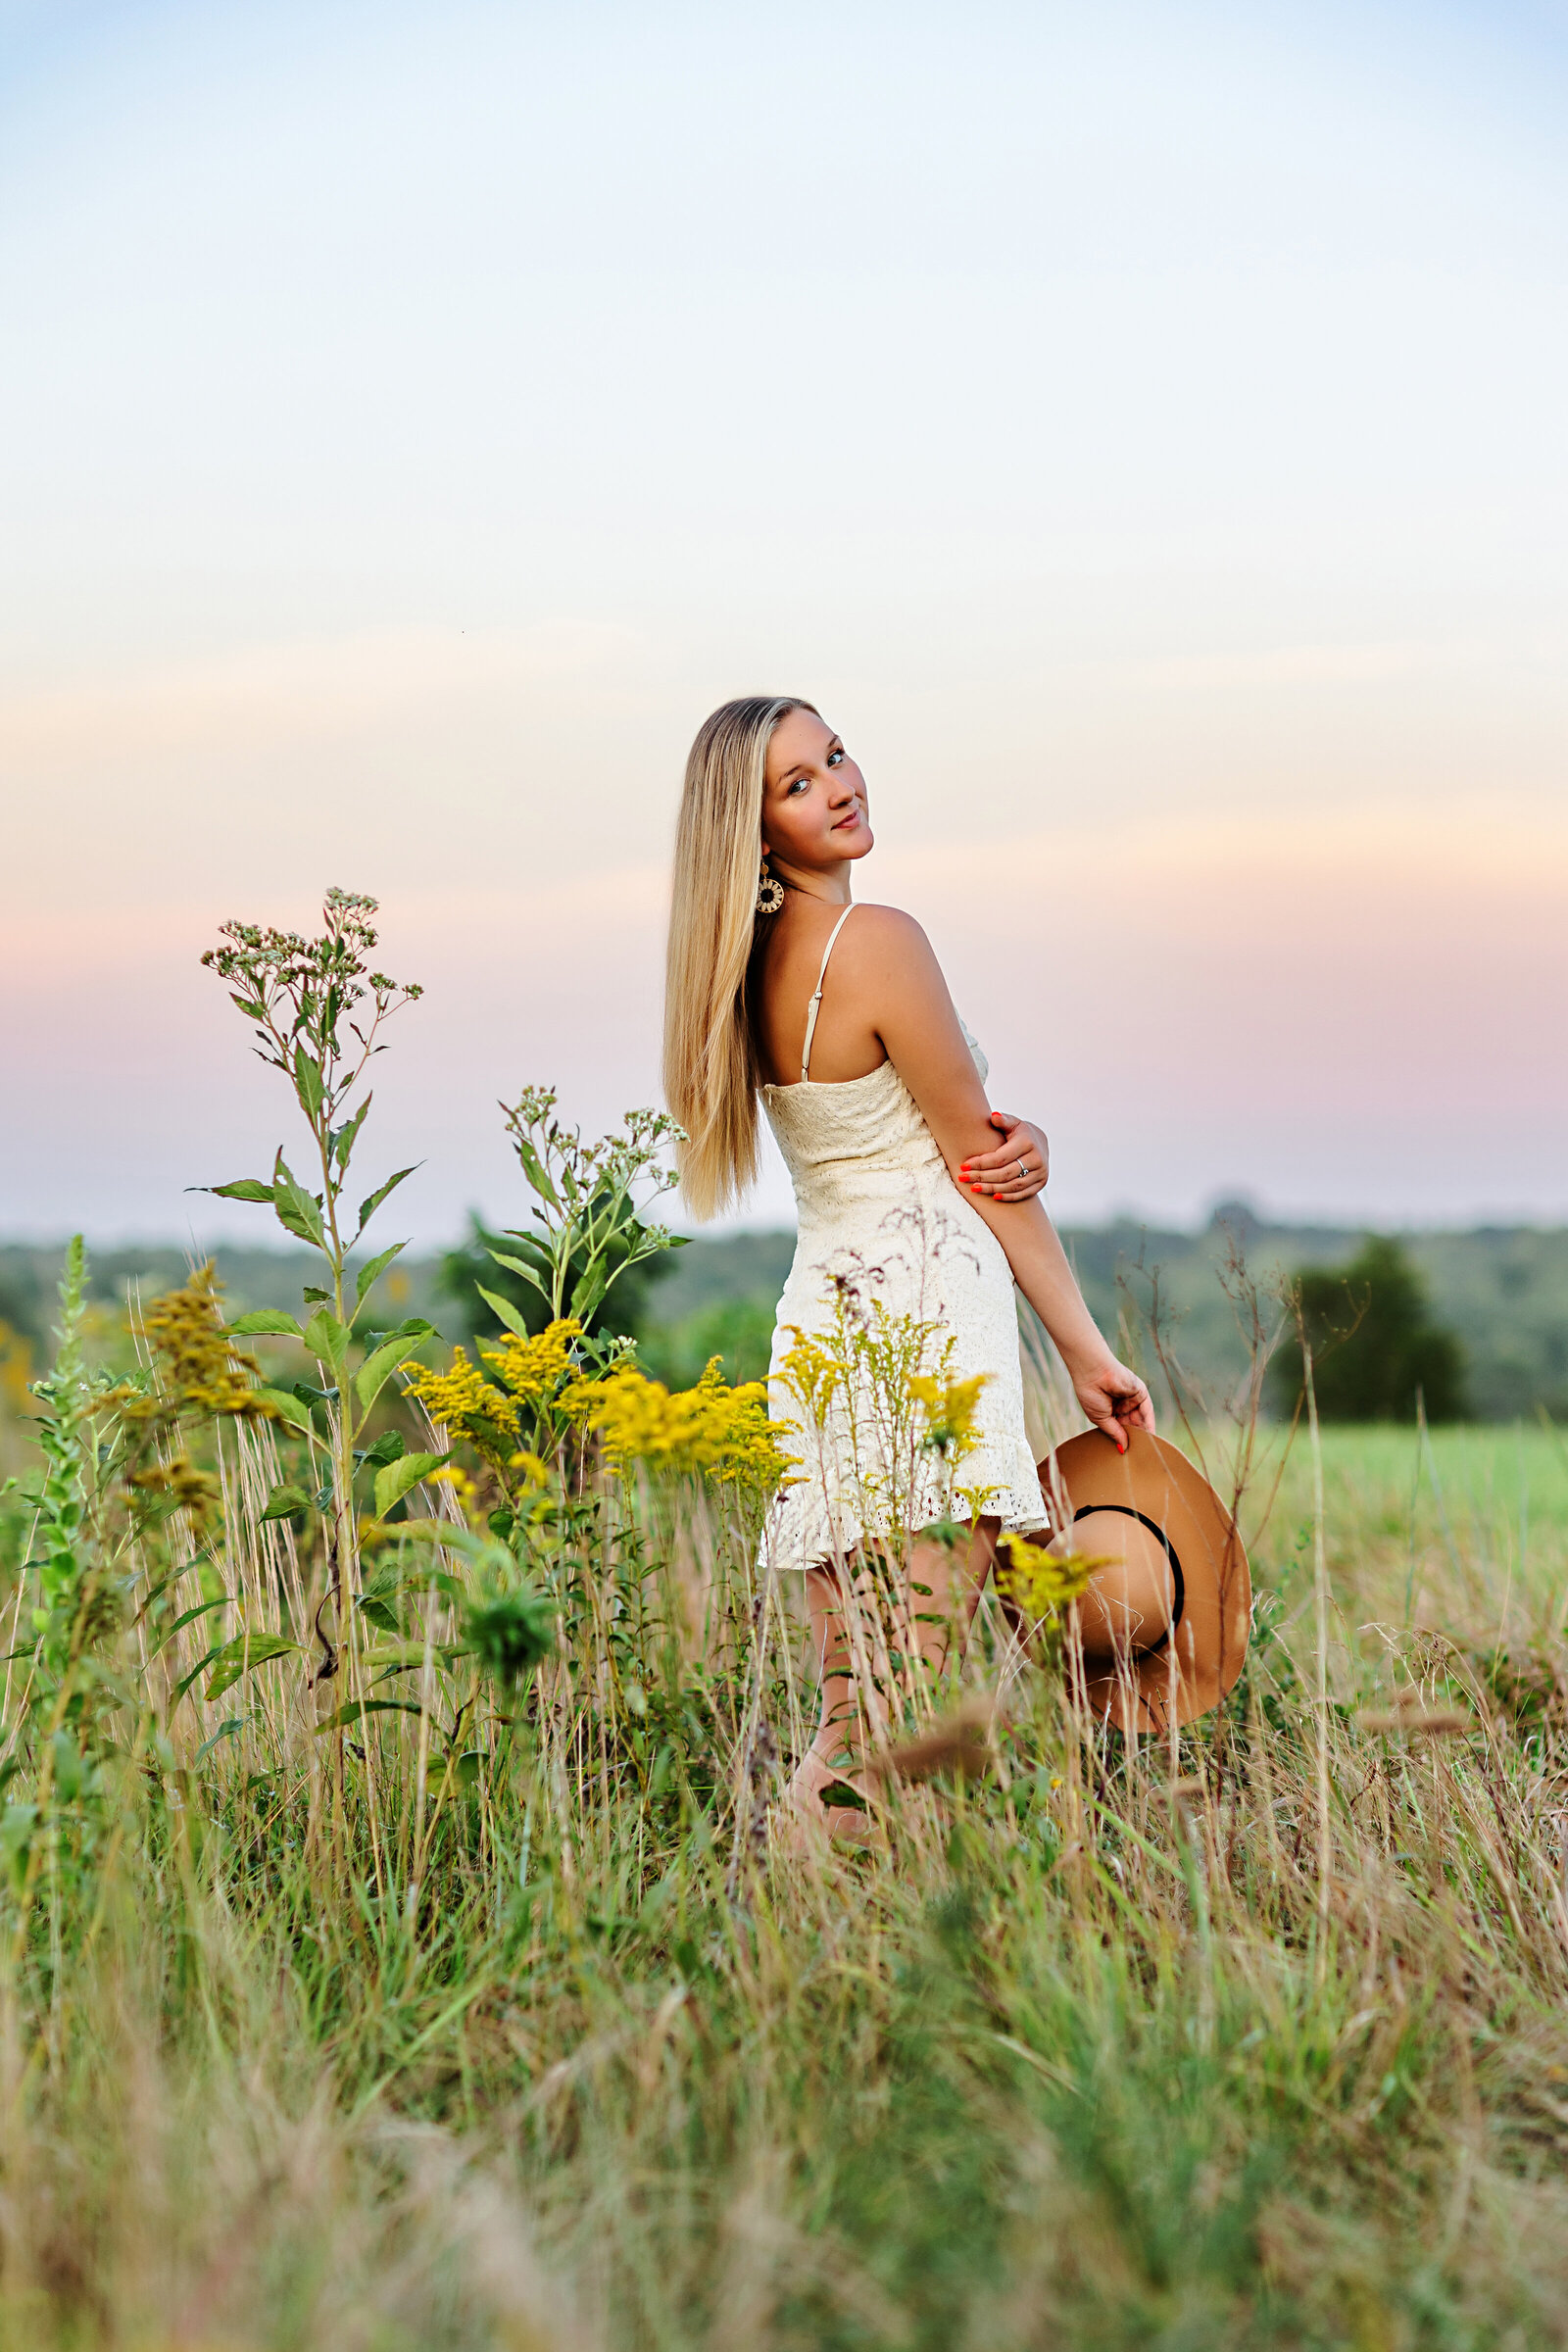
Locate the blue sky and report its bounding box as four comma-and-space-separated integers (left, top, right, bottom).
2, 0, 1564, 1241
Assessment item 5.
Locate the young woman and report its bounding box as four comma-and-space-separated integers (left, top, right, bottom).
662, 697, 1153, 1837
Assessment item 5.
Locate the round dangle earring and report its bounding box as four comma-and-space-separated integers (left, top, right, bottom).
756, 861, 785, 915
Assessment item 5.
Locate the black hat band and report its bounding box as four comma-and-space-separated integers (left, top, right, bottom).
1071, 1503, 1186, 1656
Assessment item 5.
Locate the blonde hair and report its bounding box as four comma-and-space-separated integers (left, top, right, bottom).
662, 695, 818, 1219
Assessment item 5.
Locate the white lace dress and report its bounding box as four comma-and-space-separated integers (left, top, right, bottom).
760, 913, 1047, 1573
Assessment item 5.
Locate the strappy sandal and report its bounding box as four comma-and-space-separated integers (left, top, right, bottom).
779, 1747, 882, 1851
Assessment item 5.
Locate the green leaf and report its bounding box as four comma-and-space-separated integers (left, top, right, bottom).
132, 1560, 209, 1625
393, 1519, 474, 1557
172, 1642, 227, 1708
303, 1308, 350, 1377
313, 1696, 426, 1734
333, 1093, 372, 1173
354, 1242, 406, 1309
487, 1250, 550, 1302
272, 1153, 326, 1250
164, 1594, 231, 1635
475, 1284, 531, 1339
567, 1263, 611, 1327
293, 1043, 325, 1117
360, 1429, 406, 1469
225, 1308, 305, 1339
194, 1717, 247, 1764
200, 1178, 275, 1204
358, 1560, 461, 1616
355, 1165, 419, 1238
511, 1133, 560, 1208
358, 1597, 401, 1635
491, 1232, 551, 1268
256, 1386, 312, 1432
146, 1592, 231, 1662
356, 1321, 433, 1413
373, 1451, 450, 1518
204, 1631, 300, 1704
260, 1483, 313, 1524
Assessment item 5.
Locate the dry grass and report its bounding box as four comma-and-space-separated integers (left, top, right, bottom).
0, 1380, 1566, 2349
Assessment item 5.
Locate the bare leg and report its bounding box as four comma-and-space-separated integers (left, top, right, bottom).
786, 1516, 1001, 1838
904, 1513, 1001, 1685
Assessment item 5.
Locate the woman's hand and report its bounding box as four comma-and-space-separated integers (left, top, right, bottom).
1070, 1354, 1156, 1450
959, 1112, 1050, 1202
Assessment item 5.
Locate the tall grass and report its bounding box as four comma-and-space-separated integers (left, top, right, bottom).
0, 883, 1563, 2348
1, 1357, 1565, 2347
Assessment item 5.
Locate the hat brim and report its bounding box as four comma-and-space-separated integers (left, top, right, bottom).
1029, 1428, 1251, 1737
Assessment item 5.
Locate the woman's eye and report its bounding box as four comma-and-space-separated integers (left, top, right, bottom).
826, 749, 844, 767
787, 777, 808, 795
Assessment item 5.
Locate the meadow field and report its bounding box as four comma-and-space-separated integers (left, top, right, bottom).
1, 1310, 1566, 2349
0, 896, 1565, 2351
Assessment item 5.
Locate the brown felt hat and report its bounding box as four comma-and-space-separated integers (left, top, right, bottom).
1024, 1428, 1251, 1737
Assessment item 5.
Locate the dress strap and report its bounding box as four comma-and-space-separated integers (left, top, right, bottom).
800, 906, 856, 1083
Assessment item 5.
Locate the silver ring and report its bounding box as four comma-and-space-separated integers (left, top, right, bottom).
1015, 1158, 1027, 1181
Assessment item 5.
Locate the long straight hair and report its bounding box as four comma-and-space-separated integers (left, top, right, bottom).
662, 695, 817, 1219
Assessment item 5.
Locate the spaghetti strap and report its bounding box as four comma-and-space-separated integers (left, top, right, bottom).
800, 906, 856, 1083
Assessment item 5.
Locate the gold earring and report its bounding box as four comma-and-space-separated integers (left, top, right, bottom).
756, 862, 785, 914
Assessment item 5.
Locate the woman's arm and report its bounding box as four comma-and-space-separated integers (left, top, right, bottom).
846, 905, 1153, 1445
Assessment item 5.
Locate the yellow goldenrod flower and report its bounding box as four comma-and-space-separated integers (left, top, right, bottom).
907, 1370, 989, 1462
128, 1453, 221, 1526
776, 1326, 846, 1428
403, 1346, 519, 1463
126, 1264, 275, 1423
426, 1463, 480, 1520
563, 1357, 797, 1494
996, 1530, 1101, 1624
480, 1318, 583, 1404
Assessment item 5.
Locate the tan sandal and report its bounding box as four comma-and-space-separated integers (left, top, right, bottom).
779, 1748, 882, 1851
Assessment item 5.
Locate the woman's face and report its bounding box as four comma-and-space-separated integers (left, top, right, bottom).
760, 708, 873, 874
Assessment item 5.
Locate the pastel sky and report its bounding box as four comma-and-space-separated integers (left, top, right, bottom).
2, 0, 1564, 1247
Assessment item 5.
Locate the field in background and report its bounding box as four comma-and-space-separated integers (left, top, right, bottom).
611, 1217, 1568, 1421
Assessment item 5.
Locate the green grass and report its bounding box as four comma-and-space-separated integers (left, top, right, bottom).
0, 1396, 1563, 2348
1308, 1421, 1568, 1538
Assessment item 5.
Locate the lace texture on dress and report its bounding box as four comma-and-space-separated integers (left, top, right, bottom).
760, 1038, 1046, 1573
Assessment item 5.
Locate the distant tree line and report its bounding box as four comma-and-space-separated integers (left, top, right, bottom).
1271, 1236, 1467, 1423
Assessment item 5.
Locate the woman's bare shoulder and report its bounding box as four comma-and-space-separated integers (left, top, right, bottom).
835, 903, 951, 1024
840, 902, 938, 968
